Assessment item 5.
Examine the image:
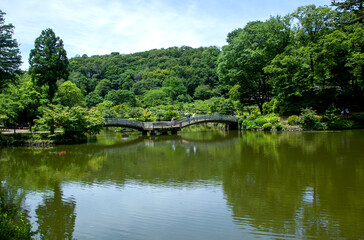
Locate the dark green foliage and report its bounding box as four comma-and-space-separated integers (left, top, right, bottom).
29, 28, 69, 102
218, 100, 234, 115
351, 112, 364, 123
68, 46, 222, 102
262, 99, 279, 114
0, 10, 22, 91
85, 91, 103, 108
218, 16, 292, 112
0, 185, 36, 240
299, 108, 326, 130
105, 89, 136, 106
194, 85, 212, 100
332, 0, 364, 23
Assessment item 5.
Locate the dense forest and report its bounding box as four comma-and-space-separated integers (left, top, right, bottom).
0, 0, 363, 132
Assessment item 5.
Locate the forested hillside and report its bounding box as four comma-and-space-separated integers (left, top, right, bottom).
0, 0, 363, 133
68, 46, 225, 108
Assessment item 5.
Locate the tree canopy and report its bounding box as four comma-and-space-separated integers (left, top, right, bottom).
0, 10, 21, 91
29, 28, 69, 102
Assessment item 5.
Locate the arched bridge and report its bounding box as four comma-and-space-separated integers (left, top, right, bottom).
105, 114, 239, 135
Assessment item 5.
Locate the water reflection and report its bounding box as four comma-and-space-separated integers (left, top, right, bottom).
0, 130, 363, 239
223, 131, 364, 239
36, 182, 76, 239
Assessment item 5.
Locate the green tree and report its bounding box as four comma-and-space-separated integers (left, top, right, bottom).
161, 77, 187, 100
36, 104, 104, 137
332, 0, 364, 23
29, 28, 69, 102
105, 89, 136, 106
94, 79, 111, 97
85, 91, 103, 108
142, 89, 169, 107
0, 10, 22, 91
55, 80, 84, 107
217, 16, 291, 112
193, 84, 212, 100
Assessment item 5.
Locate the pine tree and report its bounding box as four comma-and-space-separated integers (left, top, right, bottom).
0, 10, 22, 90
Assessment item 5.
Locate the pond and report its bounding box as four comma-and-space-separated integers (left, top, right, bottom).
1, 129, 364, 239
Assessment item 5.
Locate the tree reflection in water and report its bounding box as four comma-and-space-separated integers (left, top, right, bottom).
36, 182, 76, 239
223, 131, 364, 239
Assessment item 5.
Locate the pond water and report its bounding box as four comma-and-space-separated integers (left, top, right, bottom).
1, 129, 364, 239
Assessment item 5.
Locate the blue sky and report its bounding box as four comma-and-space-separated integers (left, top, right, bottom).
1, 0, 331, 69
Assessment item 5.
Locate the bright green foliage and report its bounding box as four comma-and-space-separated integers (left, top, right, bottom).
94, 79, 111, 97
194, 85, 212, 100
162, 77, 187, 100
0, 211, 34, 240
142, 89, 169, 107
35, 104, 104, 137
163, 108, 178, 121
105, 89, 136, 106
29, 28, 69, 102
0, 184, 36, 240
287, 115, 299, 125
262, 99, 279, 114
218, 16, 291, 112
0, 74, 43, 125
264, 5, 364, 113
55, 81, 84, 107
218, 99, 234, 115
0, 10, 22, 91
262, 123, 273, 131
127, 107, 144, 120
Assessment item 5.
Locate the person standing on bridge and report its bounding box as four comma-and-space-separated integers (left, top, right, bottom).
171, 117, 175, 126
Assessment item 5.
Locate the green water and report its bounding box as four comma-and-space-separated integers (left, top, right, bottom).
1, 129, 364, 239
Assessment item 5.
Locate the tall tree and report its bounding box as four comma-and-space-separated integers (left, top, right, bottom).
217, 16, 291, 112
0, 10, 22, 91
332, 0, 364, 23
29, 28, 69, 102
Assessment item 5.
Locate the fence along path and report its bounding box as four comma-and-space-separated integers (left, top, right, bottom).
105, 115, 239, 134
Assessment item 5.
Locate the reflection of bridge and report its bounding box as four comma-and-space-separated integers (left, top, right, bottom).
105, 115, 239, 135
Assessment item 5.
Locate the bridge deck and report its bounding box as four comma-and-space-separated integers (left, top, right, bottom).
105, 115, 239, 134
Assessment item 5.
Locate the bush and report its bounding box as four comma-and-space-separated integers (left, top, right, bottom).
0, 211, 35, 240
262, 99, 279, 114
268, 116, 279, 124
262, 123, 272, 131
287, 115, 299, 125
300, 108, 322, 130
351, 113, 364, 124
254, 117, 268, 127
273, 123, 283, 130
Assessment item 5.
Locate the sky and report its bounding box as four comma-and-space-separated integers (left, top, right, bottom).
1, 0, 331, 70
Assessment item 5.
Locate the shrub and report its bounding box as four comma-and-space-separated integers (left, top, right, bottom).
254, 117, 268, 127
268, 116, 279, 124
262, 123, 272, 131
246, 108, 260, 120
287, 115, 299, 126
351, 113, 364, 124
273, 123, 283, 130
262, 99, 279, 114
300, 108, 322, 130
